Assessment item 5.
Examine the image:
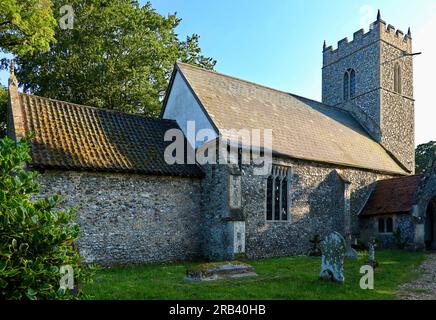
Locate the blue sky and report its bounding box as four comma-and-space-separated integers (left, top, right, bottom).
149, 0, 432, 97
147, 0, 436, 145
1, 1, 435, 144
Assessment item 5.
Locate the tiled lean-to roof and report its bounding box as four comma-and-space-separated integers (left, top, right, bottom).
9, 92, 203, 177
360, 175, 424, 217
173, 62, 407, 175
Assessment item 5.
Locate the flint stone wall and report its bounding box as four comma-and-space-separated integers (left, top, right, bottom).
200, 162, 242, 262
37, 170, 203, 266
322, 20, 415, 173
241, 157, 395, 258
200, 154, 397, 260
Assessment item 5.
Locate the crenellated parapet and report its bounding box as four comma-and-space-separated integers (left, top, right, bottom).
380, 22, 412, 53
323, 14, 412, 67
321, 10, 415, 173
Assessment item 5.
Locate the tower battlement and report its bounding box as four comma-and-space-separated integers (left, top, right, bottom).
323, 16, 412, 67
321, 10, 415, 173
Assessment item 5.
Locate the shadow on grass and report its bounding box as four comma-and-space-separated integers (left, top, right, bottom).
85, 250, 425, 300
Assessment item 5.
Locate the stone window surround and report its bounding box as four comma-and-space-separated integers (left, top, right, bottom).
264, 164, 293, 223
377, 215, 396, 234
343, 68, 356, 101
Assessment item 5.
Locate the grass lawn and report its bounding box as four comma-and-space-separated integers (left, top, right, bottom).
85, 250, 425, 300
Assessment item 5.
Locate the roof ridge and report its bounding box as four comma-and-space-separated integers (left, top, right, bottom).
19, 92, 177, 124
177, 63, 353, 118
288, 93, 344, 111
177, 62, 329, 105
175, 62, 408, 175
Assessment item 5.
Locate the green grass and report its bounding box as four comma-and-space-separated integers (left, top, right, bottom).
85, 250, 425, 300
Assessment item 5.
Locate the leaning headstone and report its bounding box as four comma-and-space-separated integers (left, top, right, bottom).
320, 232, 346, 283
366, 240, 379, 268
344, 235, 358, 260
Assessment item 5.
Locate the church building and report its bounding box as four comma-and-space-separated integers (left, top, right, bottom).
7, 12, 436, 265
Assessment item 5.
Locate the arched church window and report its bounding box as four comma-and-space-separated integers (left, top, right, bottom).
343, 72, 349, 101
266, 176, 273, 221
266, 165, 292, 222
343, 68, 356, 101
394, 63, 402, 94
281, 176, 288, 221
274, 176, 281, 221
350, 69, 356, 97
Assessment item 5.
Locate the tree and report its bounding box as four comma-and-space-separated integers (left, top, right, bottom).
416, 141, 436, 174
0, 0, 56, 57
0, 86, 7, 137
17, 0, 216, 117
0, 136, 94, 300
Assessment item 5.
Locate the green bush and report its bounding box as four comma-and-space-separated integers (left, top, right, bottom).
0, 136, 94, 300
0, 86, 7, 137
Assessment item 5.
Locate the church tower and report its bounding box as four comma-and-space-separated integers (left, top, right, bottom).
322, 11, 415, 173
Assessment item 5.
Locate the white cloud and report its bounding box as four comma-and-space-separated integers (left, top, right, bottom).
414, 14, 436, 145
359, 5, 375, 31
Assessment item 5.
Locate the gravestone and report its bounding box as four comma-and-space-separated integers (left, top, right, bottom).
320, 232, 346, 283
366, 239, 379, 268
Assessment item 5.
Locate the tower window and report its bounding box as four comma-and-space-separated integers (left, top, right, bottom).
343, 68, 356, 101
350, 69, 356, 97
266, 165, 292, 222
343, 72, 349, 101
394, 63, 402, 94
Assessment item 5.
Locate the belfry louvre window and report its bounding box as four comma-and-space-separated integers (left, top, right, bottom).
266, 165, 292, 221
394, 63, 402, 94
343, 68, 356, 101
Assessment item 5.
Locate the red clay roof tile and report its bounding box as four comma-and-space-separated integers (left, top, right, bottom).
360, 175, 424, 217
15, 93, 203, 177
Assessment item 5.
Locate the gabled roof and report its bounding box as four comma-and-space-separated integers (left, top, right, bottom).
360, 175, 424, 217
8, 91, 203, 177
170, 62, 407, 175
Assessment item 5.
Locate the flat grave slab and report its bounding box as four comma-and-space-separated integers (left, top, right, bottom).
185, 262, 257, 282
